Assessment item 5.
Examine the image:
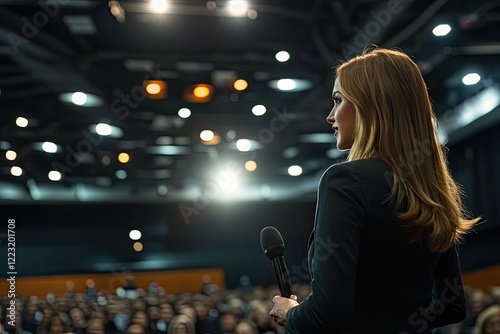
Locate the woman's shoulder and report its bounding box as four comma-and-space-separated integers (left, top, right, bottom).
322, 157, 390, 179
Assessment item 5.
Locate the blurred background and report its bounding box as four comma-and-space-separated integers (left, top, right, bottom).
0, 0, 499, 333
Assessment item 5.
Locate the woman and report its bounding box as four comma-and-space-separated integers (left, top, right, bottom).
476, 305, 500, 334
269, 46, 480, 333
166, 315, 196, 334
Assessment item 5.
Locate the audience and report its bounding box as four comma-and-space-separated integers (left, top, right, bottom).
2, 280, 499, 334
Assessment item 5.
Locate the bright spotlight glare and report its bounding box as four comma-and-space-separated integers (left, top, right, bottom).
129, 229, 142, 240
146, 83, 161, 94
178, 108, 191, 118
151, 0, 168, 13
71, 92, 88, 106
252, 105, 266, 116
236, 139, 251, 152
42, 141, 58, 153
432, 24, 451, 36
288, 165, 302, 176
277, 79, 297, 91
200, 130, 215, 141
10, 166, 23, 177
227, 0, 247, 16
5, 150, 17, 161
96, 123, 112, 136
275, 51, 290, 62
462, 73, 481, 85
16, 117, 28, 128
48, 170, 62, 181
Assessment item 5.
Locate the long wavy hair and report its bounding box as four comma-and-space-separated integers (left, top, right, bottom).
336, 46, 480, 253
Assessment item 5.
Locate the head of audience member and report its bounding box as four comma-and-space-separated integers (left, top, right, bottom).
86, 318, 105, 334
471, 289, 489, 317
234, 319, 259, 334
166, 315, 196, 334
69, 307, 87, 329
178, 305, 197, 326
160, 303, 174, 325
147, 305, 160, 322
131, 309, 149, 330
476, 305, 500, 334
126, 324, 146, 334
218, 309, 239, 334
49, 315, 70, 334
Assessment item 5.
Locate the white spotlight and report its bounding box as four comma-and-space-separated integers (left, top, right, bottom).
252, 105, 266, 116
129, 229, 142, 240
462, 73, 481, 85
288, 165, 302, 176
151, 0, 168, 13
96, 123, 112, 136
178, 108, 191, 118
42, 141, 58, 153
227, 0, 247, 16
71, 92, 88, 106
277, 79, 297, 91
432, 24, 451, 36
200, 130, 215, 141
16, 117, 29, 128
236, 139, 251, 152
48, 171, 62, 181
10, 166, 23, 177
275, 51, 290, 62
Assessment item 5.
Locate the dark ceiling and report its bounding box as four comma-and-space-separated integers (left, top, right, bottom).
0, 0, 499, 204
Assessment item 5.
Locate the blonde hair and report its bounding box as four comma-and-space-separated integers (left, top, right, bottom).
475, 305, 500, 334
167, 314, 196, 334
336, 46, 480, 253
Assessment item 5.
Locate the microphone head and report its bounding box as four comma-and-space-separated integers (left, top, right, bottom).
260, 226, 285, 259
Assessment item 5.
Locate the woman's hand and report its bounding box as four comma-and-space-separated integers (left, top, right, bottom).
269, 294, 299, 327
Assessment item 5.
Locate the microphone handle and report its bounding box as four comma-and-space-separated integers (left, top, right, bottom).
271, 256, 293, 298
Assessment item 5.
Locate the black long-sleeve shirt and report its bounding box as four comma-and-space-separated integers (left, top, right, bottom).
286, 158, 467, 334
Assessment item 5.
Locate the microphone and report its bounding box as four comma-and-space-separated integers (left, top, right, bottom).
260, 226, 293, 298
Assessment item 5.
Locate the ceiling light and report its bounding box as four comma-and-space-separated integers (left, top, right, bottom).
298, 133, 333, 143
233, 79, 248, 91
252, 105, 266, 116
178, 108, 191, 118
95, 123, 112, 136
133, 242, 143, 252
144, 80, 167, 99
62, 15, 97, 35
151, 0, 168, 13
193, 85, 211, 98
245, 160, 257, 171
236, 139, 251, 152
202, 134, 221, 146
48, 171, 62, 181
42, 141, 58, 153
227, 0, 248, 16
146, 83, 161, 94
145, 146, 191, 155
206, 1, 217, 11
226, 130, 236, 140
129, 229, 142, 240
200, 130, 215, 141
10, 166, 23, 177
118, 152, 130, 163
269, 78, 313, 92
275, 51, 290, 62
60, 92, 104, 107
288, 165, 302, 176
71, 92, 88, 105
16, 117, 28, 128
432, 24, 451, 36
462, 73, 480, 85
247, 9, 257, 20
5, 150, 16, 161
115, 170, 127, 179
157, 185, 168, 195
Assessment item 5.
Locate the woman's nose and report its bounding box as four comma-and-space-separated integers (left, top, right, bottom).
326, 110, 335, 124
